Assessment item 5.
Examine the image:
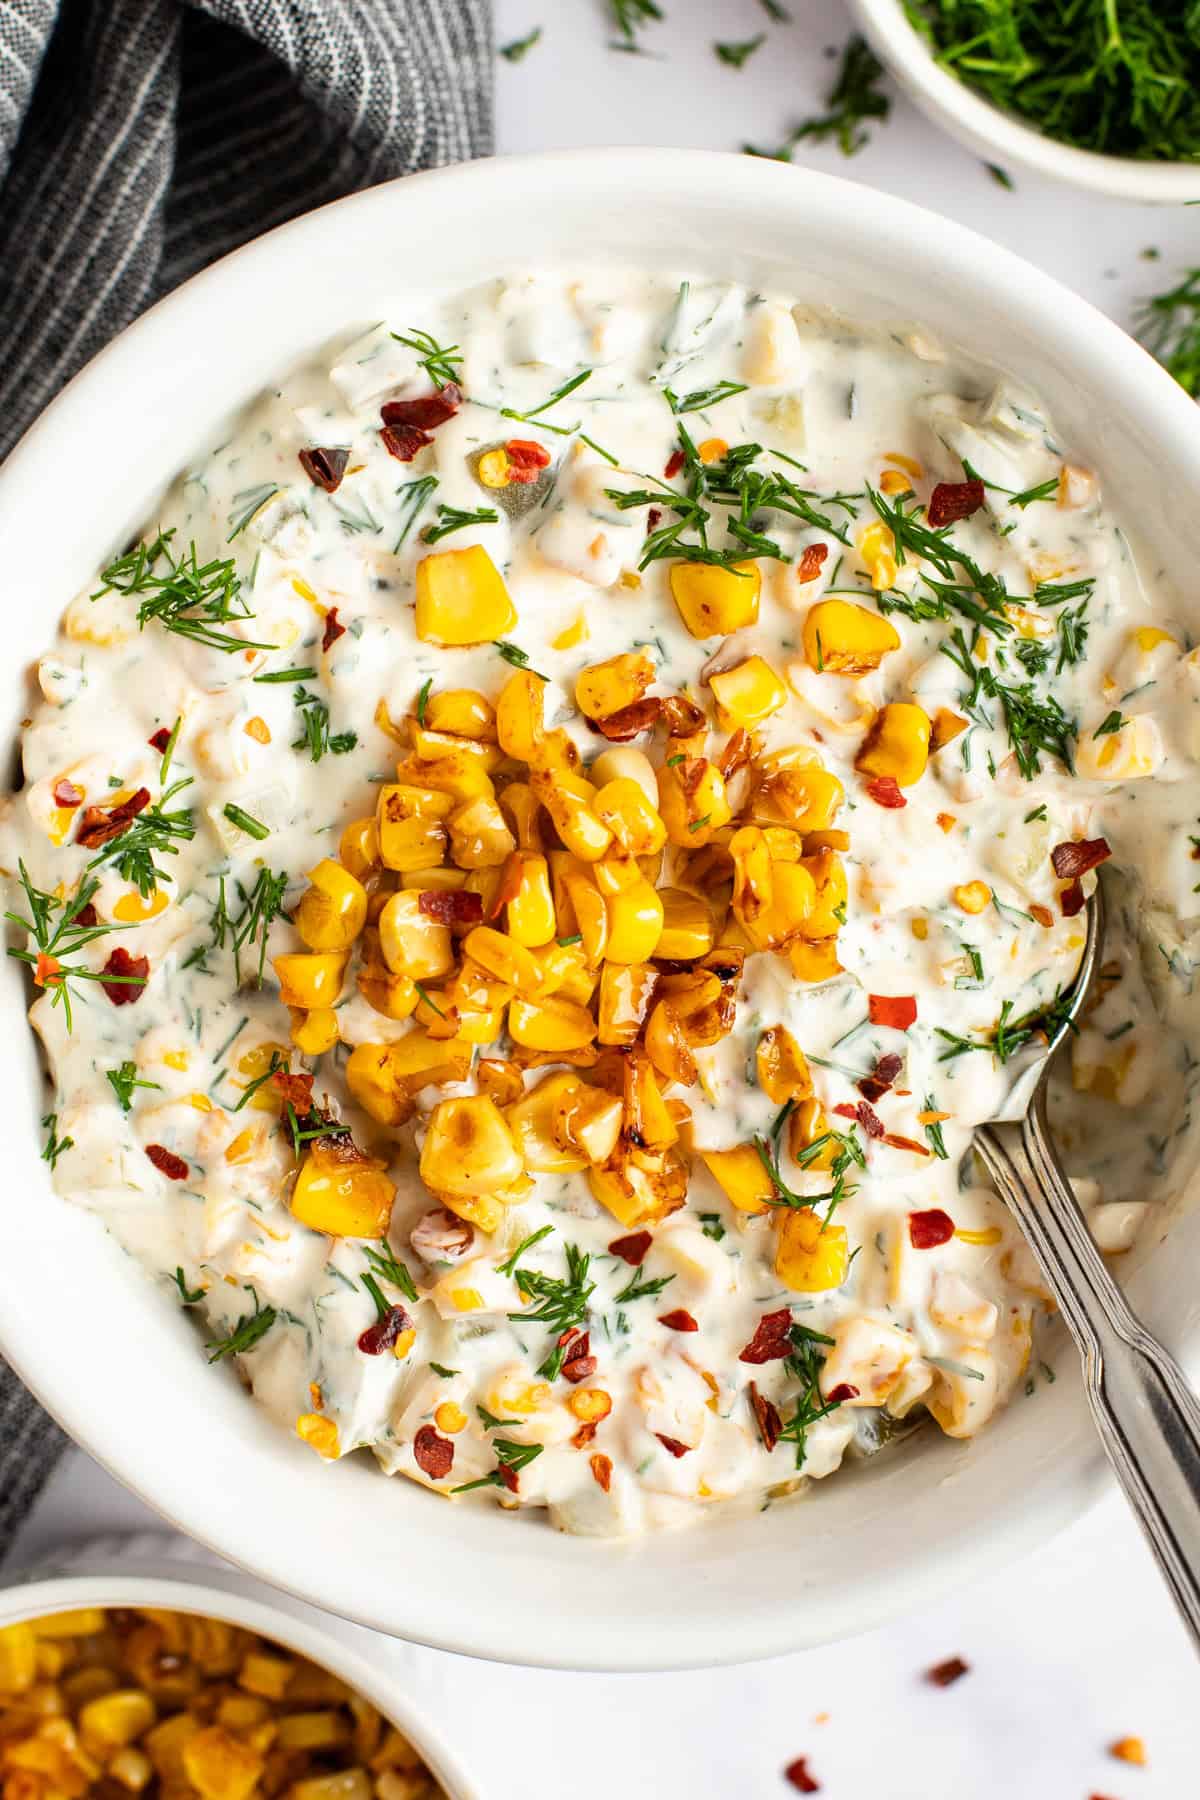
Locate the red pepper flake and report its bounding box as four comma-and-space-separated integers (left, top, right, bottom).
925, 1655, 970, 1688
52, 779, 84, 808
868, 993, 917, 1031
927, 479, 985, 527
100, 947, 149, 1006
646, 507, 662, 533
859, 1052, 903, 1103
784, 1757, 821, 1793
1029, 903, 1054, 928
865, 774, 906, 809
573, 1421, 598, 1448
147, 728, 172, 754
655, 1433, 691, 1458
417, 887, 485, 927
380, 422, 433, 463
73, 903, 98, 927
748, 1381, 781, 1452
797, 542, 829, 584
412, 1425, 454, 1480
75, 787, 151, 850
825, 1382, 860, 1405
560, 1329, 596, 1384
608, 1230, 653, 1265
909, 1208, 955, 1249
658, 1308, 698, 1333
145, 1144, 189, 1181
1060, 877, 1086, 917
496, 1464, 520, 1494
321, 608, 346, 652
589, 1452, 613, 1491
738, 1308, 793, 1365
588, 696, 662, 741
504, 438, 552, 483
1051, 836, 1112, 879
298, 446, 350, 493
381, 385, 462, 431
271, 1068, 315, 1112
882, 1132, 931, 1156
834, 1098, 885, 1138
664, 448, 685, 480
358, 1304, 411, 1356
33, 953, 62, 989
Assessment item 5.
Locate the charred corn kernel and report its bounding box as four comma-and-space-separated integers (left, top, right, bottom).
798, 848, 846, 940
508, 994, 598, 1052
756, 1025, 813, 1103
587, 1152, 687, 1229
356, 959, 419, 1021
507, 1073, 588, 1173
338, 816, 379, 879
953, 880, 992, 915
804, 828, 850, 852
463, 925, 542, 993
499, 781, 544, 851
670, 559, 760, 639
477, 447, 511, 488
653, 888, 714, 962
506, 852, 556, 946
439, 1194, 506, 1236
294, 859, 368, 953
377, 890, 453, 981
272, 953, 346, 1010
752, 761, 844, 833
855, 702, 931, 788
878, 468, 911, 495
420, 1096, 524, 1197
113, 889, 169, 922
592, 779, 667, 856
290, 1143, 395, 1240
433, 1402, 468, 1435
604, 878, 664, 962
568, 1387, 612, 1423
597, 961, 656, 1045
182, 1726, 265, 1800
495, 668, 546, 761
275, 1713, 346, 1752
0, 1624, 36, 1692
575, 649, 654, 720
476, 1057, 524, 1107
290, 1007, 339, 1056
346, 1036, 471, 1122
657, 757, 732, 847
775, 1208, 850, 1292
554, 1080, 622, 1165
930, 707, 969, 753
558, 863, 608, 964
414, 545, 516, 645
79, 1691, 156, 1748
375, 804, 445, 874
531, 773, 612, 862
421, 687, 497, 742
708, 656, 787, 728
701, 1145, 774, 1215
447, 794, 515, 868
789, 1096, 838, 1169
803, 598, 900, 674
787, 936, 842, 981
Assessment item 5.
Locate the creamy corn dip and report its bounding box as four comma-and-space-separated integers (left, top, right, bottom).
5, 271, 1197, 1536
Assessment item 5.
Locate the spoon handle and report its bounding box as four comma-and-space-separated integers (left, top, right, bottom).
977, 1093, 1200, 1652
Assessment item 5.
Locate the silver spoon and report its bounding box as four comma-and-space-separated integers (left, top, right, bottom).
976, 873, 1200, 1650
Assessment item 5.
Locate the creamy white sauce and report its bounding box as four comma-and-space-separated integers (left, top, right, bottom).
5, 269, 1200, 1538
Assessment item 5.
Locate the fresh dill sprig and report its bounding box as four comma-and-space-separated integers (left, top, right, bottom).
664, 379, 749, 414
421, 503, 500, 545
41, 1112, 73, 1170
364, 1242, 419, 1305
206, 1291, 277, 1363
745, 35, 889, 160
777, 1323, 846, 1469
497, 1225, 555, 1278
499, 26, 541, 60
754, 1100, 864, 1224
226, 484, 280, 542
96, 529, 273, 654
612, 1265, 676, 1305
921, 1097, 950, 1161
715, 35, 764, 68
222, 803, 270, 841
6, 865, 140, 1029
106, 1061, 163, 1113
174, 1268, 204, 1305
940, 626, 1077, 779
452, 1438, 545, 1494
211, 867, 290, 986
508, 1242, 594, 1378
936, 989, 1077, 1065
292, 687, 357, 763
608, 0, 663, 53
494, 640, 548, 678
1137, 268, 1200, 395
390, 328, 462, 389
394, 476, 440, 550
86, 778, 196, 896
501, 369, 592, 432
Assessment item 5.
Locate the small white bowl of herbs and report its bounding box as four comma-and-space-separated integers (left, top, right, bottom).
849, 0, 1200, 201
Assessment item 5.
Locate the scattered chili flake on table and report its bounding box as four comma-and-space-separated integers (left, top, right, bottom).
783, 1756, 821, 1793
1108, 1736, 1147, 1766
925, 1654, 970, 1687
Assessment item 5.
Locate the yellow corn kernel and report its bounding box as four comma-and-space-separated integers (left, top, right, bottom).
506, 852, 556, 947
568, 1387, 612, 1423
787, 935, 842, 982
592, 779, 667, 857
574, 649, 654, 721
338, 817, 380, 880
181, 1726, 265, 1800
463, 925, 541, 993
605, 878, 664, 963
112, 889, 169, 923
498, 781, 544, 852
531, 772, 613, 862
597, 961, 656, 1045
557, 861, 608, 964
294, 859, 368, 953
803, 599, 900, 674
855, 702, 931, 788
495, 668, 547, 761
554, 1081, 622, 1165
651, 888, 713, 961
188, 1092, 213, 1113
439, 1194, 506, 1236
0, 1623, 36, 1693
657, 757, 732, 847
222, 1127, 259, 1166
79, 1691, 156, 1748
447, 794, 516, 868
587, 1153, 687, 1230
273, 953, 346, 1010
930, 707, 969, 753
508, 994, 598, 1052
414, 545, 516, 646
290, 1142, 395, 1239
787, 1096, 838, 1170
424, 689, 498, 743
669, 559, 760, 639
709, 655, 787, 728
275, 1713, 347, 1752
696, 436, 728, 464
290, 1007, 339, 1056
956, 1226, 1003, 1247
775, 1207, 850, 1292
878, 468, 911, 495
434, 1402, 468, 1435
1133, 625, 1175, 654
477, 447, 511, 489
756, 1025, 813, 1103
797, 847, 846, 940
701, 1145, 774, 1215
110, 1748, 154, 1791
885, 451, 923, 478
857, 520, 897, 590
376, 795, 449, 874
553, 613, 588, 650
1074, 713, 1161, 781
420, 1096, 524, 1196
376, 890, 454, 982
476, 1057, 524, 1107
409, 723, 503, 771
356, 957, 419, 1021
751, 762, 844, 833
244, 715, 271, 745
507, 1073, 588, 1173
347, 1036, 470, 1122
953, 881, 992, 915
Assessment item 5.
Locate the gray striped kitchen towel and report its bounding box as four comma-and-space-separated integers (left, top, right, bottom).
0, 0, 492, 1558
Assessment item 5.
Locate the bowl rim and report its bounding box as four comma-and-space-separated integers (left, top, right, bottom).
848, 0, 1200, 202
2, 145, 1200, 1670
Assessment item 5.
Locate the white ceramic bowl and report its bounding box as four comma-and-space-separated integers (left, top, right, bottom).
2, 149, 1200, 1671
0, 1540, 478, 1798
849, 0, 1200, 202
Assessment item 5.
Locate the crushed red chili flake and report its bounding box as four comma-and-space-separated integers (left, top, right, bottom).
925, 1655, 970, 1688
825, 1382, 860, 1405
882, 1132, 931, 1156
100, 947, 149, 1005
1051, 837, 1112, 879
298, 446, 350, 493
1029, 903, 1054, 928
271, 1068, 315, 1112
504, 438, 552, 483
75, 787, 151, 849
145, 1144, 188, 1181
412, 1425, 454, 1479
380, 385, 462, 430
147, 727, 172, 754
927, 478, 985, 527
496, 1464, 520, 1494
560, 1330, 596, 1384
658, 1309, 698, 1333
865, 774, 906, 809
797, 542, 829, 583
909, 1208, 955, 1249
380, 422, 433, 463
358, 1304, 411, 1356
834, 1099, 884, 1138
573, 1421, 598, 1448
52, 779, 84, 808
417, 887, 484, 927
73, 903, 98, 927
784, 1757, 821, 1793
589, 1452, 613, 1492
588, 696, 662, 741
738, 1308, 793, 1365
868, 993, 918, 1031
321, 608, 346, 652
608, 1230, 652, 1265
655, 1433, 691, 1459
664, 448, 685, 480
748, 1381, 782, 1452
1060, 877, 1086, 917
33, 953, 62, 988
646, 507, 662, 533
859, 1051, 903, 1103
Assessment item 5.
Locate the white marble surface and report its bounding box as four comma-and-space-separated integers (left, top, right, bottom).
9, 1, 1200, 1792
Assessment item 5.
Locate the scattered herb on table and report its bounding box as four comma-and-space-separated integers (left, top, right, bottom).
499, 26, 542, 60
1137, 267, 1200, 396
715, 35, 764, 69
745, 35, 889, 160
609, 0, 663, 53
